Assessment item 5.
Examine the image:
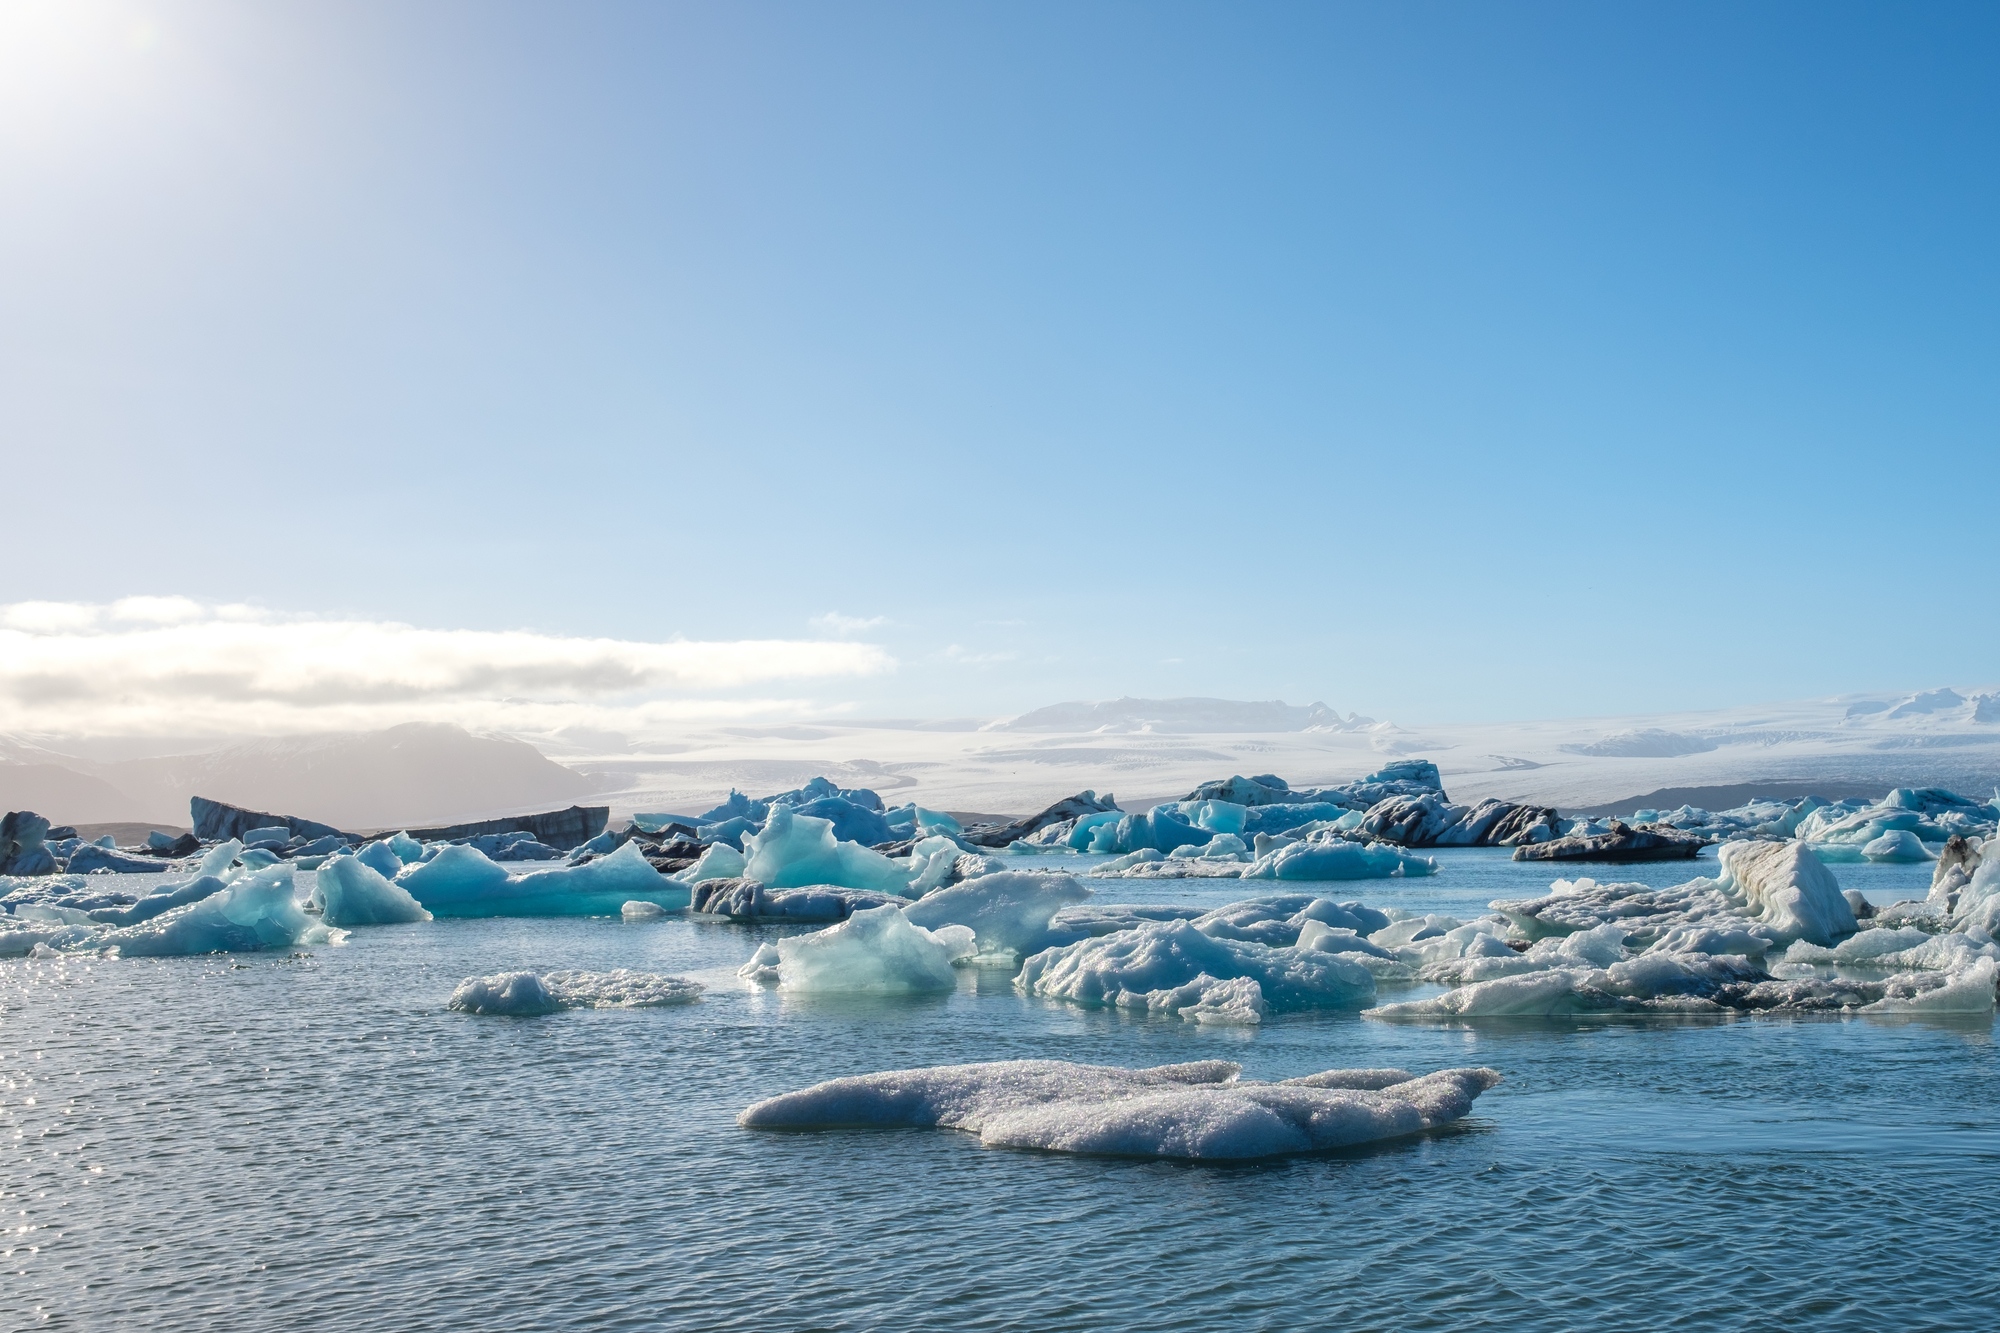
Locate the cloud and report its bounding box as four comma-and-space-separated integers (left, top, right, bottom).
0, 599, 895, 739
938, 644, 1020, 667
810, 611, 888, 636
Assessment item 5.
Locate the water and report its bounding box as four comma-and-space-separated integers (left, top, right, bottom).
5, 851, 1996, 1331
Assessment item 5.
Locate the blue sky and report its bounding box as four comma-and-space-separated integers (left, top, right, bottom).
3, 1, 1997, 732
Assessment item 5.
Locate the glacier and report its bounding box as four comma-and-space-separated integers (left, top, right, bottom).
737, 1059, 1502, 1160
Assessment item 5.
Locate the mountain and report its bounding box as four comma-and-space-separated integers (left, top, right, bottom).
0, 723, 596, 829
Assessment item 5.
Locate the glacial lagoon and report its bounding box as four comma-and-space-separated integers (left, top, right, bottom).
6, 850, 1995, 1331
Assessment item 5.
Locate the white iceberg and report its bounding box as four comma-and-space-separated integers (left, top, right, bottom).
737, 1059, 1502, 1160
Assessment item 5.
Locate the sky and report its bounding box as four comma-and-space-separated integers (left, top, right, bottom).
3, 1, 1997, 740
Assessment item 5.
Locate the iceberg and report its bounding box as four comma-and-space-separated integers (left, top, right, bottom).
448, 968, 704, 1015
1190, 895, 1390, 948
314, 855, 433, 926
86, 874, 229, 927
353, 840, 407, 879
1240, 836, 1437, 881
1716, 840, 1855, 946
99, 865, 313, 956
903, 871, 1093, 959
676, 842, 748, 884
691, 879, 901, 922
1015, 918, 1376, 1017
738, 1059, 1502, 1161
1860, 829, 1934, 863
741, 806, 914, 895
739, 903, 975, 994
398, 841, 687, 917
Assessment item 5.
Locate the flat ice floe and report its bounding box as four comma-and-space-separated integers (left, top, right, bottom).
737, 1059, 1501, 1160
447, 969, 705, 1015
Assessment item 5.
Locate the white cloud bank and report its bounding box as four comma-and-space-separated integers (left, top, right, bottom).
0, 599, 894, 739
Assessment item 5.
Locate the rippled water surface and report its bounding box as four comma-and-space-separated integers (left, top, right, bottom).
5, 850, 1996, 1331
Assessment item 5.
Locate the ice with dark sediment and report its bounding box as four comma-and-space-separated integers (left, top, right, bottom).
737, 1059, 1502, 1160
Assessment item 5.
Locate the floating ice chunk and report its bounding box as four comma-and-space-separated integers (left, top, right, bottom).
400, 841, 686, 917
84, 875, 229, 927
1716, 840, 1855, 945
1185, 799, 1249, 835
1293, 920, 1399, 960
193, 839, 244, 880
1860, 957, 1998, 1013
903, 871, 1092, 960
1047, 903, 1207, 936
448, 971, 560, 1015
1950, 855, 2000, 935
1017, 919, 1376, 1015
314, 855, 432, 926
693, 878, 900, 922
1241, 837, 1437, 881
742, 806, 914, 895
99, 866, 310, 956
1784, 928, 1999, 973
396, 843, 511, 908
738, 1059, 1502, 1160
677, 842, 747, 884
1861, 830, 1935, 863
1369, 968, 1616, 1019
447, 968, 704, 1015
621, 900, 668, 920
1193, 895, 1388, 948
1165, 975, 1269, 1024
748, 903, 976, 994
242, 825, 291, 848
1369, 913, 1464, 949
901, 835, 965, 896
386, 830, 425, 862
354, 840, 407, 879
1649, 923, 1773, 958
0, 921, 101, 956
